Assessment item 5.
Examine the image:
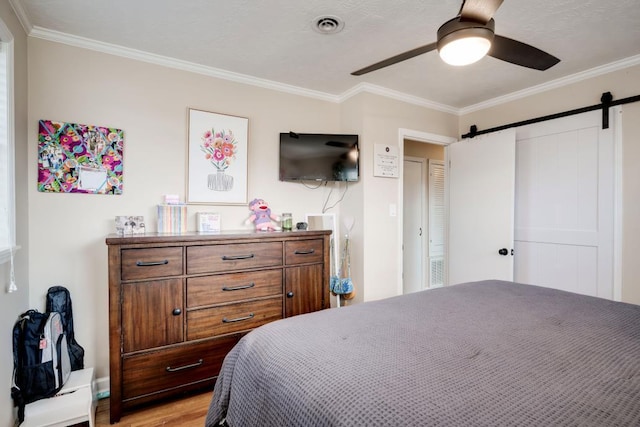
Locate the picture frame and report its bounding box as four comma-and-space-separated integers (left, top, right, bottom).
115, 216, 145, 235
187, 108, 249, 204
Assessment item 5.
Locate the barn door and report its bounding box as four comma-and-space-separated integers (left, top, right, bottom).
514, 110, 615, 299
448, 129, 516, 285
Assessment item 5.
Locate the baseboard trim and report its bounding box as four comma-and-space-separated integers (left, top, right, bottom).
95, 376, 110, 399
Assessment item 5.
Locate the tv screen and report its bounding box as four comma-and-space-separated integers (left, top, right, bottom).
279, 133, 359, 182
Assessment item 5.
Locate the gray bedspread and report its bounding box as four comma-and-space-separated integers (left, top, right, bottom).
205, 280, 640, 426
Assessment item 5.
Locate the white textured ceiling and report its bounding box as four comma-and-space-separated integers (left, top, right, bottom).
12, 0, 640, 110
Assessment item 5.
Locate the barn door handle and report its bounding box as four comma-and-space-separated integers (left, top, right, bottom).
498, 248, 509, 256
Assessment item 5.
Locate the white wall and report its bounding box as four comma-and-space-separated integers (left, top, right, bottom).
340, 93, 459, 303
0, 0, 28, 425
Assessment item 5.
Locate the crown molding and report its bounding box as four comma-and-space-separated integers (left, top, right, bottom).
28, 26, 341, 104
339, 82, 459, 115
459, 54, 640, 115
25, 26, 640, 117
28, 26, 459, 113
8, 0, 33, 35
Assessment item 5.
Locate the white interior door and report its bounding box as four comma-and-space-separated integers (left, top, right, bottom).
514, 110, 614, 299
403, 158, 425, 293
448, 129, 516, 285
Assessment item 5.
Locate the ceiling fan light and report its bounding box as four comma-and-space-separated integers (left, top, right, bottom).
436, 18, 495, 66
439, 36, 491, 66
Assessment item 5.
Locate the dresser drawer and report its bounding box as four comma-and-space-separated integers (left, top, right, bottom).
121, 247, 183, 280
187, 270, 283, 308
122, 335, 240, 401
186, 242, 282, 274
285, 239, 324, 265
187, 297, 282, 340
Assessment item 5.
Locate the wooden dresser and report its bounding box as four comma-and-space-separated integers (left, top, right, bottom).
106, 230, 331, 423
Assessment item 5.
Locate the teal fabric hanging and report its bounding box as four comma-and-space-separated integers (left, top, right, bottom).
331, 234, 354, 295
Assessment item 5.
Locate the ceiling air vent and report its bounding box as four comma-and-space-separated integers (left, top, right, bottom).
312, 15, 344, 35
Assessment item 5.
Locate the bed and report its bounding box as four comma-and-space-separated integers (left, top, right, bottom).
205, 280, 640, 426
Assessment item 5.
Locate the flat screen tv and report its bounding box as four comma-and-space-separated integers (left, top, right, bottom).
279, 132, 359, 182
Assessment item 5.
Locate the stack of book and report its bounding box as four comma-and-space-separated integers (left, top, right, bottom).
157, 204, 187, 233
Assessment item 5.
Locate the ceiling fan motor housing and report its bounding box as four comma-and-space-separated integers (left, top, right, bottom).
436, 17, 495, 52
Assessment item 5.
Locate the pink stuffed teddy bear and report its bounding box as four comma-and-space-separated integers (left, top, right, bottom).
246, 198, 281, 231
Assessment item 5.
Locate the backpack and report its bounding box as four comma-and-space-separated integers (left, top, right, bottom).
11, 310, 72, 423
46, 286, 85, 371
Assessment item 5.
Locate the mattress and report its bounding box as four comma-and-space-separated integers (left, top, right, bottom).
206, 280, 640, 426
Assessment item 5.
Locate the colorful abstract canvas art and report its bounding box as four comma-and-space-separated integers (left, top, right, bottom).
38, 119, 124, 194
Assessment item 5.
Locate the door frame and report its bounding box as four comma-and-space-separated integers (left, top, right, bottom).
397, 129, 457, 296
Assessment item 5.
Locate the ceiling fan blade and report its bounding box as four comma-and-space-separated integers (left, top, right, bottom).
351, 42, 437, 76
460, 0, 504, 24
489, 35, 560, 70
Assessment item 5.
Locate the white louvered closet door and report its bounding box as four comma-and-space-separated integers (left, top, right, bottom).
428, 160, 445, 287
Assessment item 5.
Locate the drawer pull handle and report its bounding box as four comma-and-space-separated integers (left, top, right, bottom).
222, 282, 256, 292
222, 313, 255, 323
221, 254, 255, 261
166, 359, 203, 373
294, 249, 315, 255
136, 260, 169, 267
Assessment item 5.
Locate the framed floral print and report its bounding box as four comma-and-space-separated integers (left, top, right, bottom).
187, 109, 249, 204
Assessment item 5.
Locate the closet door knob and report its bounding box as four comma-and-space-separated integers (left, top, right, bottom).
498, 248, 508, 256
286, 292, 294, 298
172, 308, 182, 316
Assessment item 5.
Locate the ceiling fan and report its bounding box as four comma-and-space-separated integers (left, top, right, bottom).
351, 0, 560, 76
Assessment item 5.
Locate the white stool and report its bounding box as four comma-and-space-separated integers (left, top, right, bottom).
22, 367, 96, 427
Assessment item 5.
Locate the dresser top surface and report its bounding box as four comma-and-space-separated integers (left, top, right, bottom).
106, 229, 332, 246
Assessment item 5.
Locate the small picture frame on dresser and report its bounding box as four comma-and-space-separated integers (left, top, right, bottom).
197, 212, 221, 233
115, 216, 145, 235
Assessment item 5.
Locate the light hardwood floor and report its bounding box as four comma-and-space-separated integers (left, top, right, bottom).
94, 391, 212, 427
